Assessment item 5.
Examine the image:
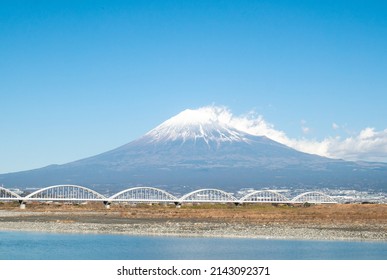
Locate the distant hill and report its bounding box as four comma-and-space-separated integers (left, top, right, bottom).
1, 108, 387, 193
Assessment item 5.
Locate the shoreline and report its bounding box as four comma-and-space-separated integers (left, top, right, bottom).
1, 204, 386, 242
1, 221, 386, 242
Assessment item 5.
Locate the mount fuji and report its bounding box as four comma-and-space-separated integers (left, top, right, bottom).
1, 107, 387, 193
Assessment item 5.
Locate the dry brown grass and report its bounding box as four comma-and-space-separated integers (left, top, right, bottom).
2, 202, 385, 227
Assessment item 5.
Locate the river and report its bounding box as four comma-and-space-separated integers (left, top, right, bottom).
0, 231, 386, 260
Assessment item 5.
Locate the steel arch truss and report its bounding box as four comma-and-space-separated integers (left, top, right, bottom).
180, 189, 237, 203
24, 185, 106, 202
109, 187, 178, 203
240, 190, 290, 203
0, 186, 21, 201
292, 191, 337, 204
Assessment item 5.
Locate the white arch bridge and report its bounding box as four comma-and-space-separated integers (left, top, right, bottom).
0, 185, 337, 208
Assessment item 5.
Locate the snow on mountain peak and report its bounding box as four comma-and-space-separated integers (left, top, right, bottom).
145, 106, 251, 145
163, 107, 231, 126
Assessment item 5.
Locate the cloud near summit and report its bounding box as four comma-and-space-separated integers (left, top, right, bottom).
198, 106, 387, 163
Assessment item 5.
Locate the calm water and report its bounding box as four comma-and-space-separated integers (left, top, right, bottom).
0, 231, 386, 260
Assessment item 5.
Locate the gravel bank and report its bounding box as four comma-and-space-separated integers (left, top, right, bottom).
0, 210, 386, 241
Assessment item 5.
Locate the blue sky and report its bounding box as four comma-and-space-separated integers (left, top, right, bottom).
1, 0, 387, 173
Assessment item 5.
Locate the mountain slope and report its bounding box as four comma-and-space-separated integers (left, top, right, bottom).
73, 108, 333, 167
1, 107, 387, 192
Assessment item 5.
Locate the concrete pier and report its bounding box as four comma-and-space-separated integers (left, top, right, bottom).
103, 201, 111, 209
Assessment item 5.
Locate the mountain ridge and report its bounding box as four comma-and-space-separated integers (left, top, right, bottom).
1, 107, 387, 192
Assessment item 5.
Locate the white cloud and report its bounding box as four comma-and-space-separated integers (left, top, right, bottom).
326, 128, 387, 162
301, 126, 310, 134
300, 120, 310, 134
208, 106, 387, 163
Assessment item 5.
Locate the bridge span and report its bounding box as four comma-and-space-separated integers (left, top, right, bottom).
0, 185, 337, 208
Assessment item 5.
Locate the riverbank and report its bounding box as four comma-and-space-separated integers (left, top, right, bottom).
0, 203, 386, 241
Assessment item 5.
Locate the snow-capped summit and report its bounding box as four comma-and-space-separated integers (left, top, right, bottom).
160, 107, 229, 126
145, 107, 250, 145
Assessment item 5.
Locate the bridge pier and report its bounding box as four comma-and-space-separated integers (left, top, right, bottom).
174, 202, 181, 208
19, 200, 26, 209
103, 201, 111, 209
